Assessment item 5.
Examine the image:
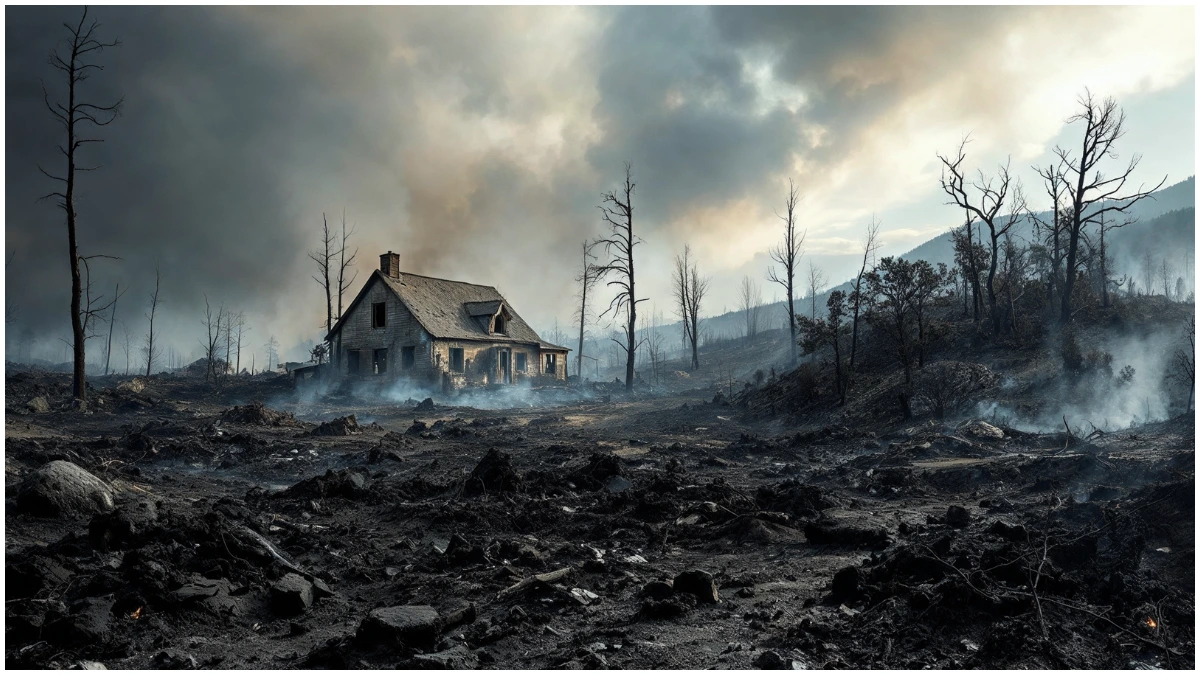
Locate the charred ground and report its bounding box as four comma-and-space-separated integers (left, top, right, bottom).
4, 337, 1194, 670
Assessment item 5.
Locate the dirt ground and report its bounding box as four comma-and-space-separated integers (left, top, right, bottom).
4, 369, 1195, 669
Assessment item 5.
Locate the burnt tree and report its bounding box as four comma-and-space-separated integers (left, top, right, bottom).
1055, 90, 1166, 323
310, 214, 336, 347
574, 240, 600, 380
143, 268, 161, 376
848, 217, 880, 374
672, 244, 708, 370
767, 178, 805, 367
39, 7, 123, 403
595, 163, 645, 392
335, 210, 358, 322
938, 138, 1025, 337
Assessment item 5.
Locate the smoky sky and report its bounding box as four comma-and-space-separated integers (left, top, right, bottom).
5, 6, 1194, 365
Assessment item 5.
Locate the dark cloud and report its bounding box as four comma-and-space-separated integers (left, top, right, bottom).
5, 6, 1191, 366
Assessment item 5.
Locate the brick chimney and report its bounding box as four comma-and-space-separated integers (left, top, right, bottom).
380, 251, 401, 280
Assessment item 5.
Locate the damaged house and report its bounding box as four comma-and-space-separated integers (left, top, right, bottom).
325, 252, 570, 390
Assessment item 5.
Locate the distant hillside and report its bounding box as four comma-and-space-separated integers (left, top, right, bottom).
639, 177, 1195, 350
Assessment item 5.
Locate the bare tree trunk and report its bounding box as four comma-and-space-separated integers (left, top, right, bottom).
104, 282, 118, 376
768, 179, 805, 367
144, 268, 160, 376
575, 241, 597, 380
595, 163, 642, 393
39, 8, 123, 404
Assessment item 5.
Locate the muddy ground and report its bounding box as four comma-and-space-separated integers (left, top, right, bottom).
4, 370, 1195, 669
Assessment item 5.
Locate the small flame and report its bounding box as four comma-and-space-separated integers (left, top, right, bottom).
130, 606, 143, 620
1144, 616, 1157, 629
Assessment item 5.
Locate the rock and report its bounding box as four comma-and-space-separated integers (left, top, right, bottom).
116, 378, 146, 394
311, 577, 335, 600
803, 521, 890, 549
356, 605, 442, 648
46, 595, 113, 646
89, 499, 159, 551
672, 569, 719, 603
641, 580, 674, 600
18, 461, 116, 518
639, 592, 696, 619
151, 650, 198, 669
946, 505, 971, 529
72, 661, 107, 670
6, 555, 74, 600
310, 414, 361, 436
27, 396, 50, 413
604, 475, 633, 493
830, 566, 860, 600
987, 519, 1027, 542
283, 469, 369, 500
444, 534, 487, 567
407, 645, 477, 670
464, 449, 521, 496
271, 573, 314, 615
752, 650, 796, 669
965, 420, 1004, 440
414, 397, 436, 412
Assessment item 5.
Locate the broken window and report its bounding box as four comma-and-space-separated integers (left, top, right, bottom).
347, 350, 361, 374
545, 353, 556, 374
494, 315, 506, 334
373, 348, 388, 375
515, 353, 527, 373
372, 302, 386, 328
402, 346, 415, 369
450, 347, 465, 372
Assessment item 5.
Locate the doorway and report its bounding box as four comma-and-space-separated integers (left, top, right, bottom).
499, 349, 512, 384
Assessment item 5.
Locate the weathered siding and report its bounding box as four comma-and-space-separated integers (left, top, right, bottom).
333, 276, 436, 384
431, 341, 542, 388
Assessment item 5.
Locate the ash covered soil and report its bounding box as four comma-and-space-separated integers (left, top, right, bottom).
5, 371, 1194, 669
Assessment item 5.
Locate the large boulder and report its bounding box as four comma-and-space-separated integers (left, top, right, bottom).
27, 396, 50, 413
356, 605, 441, 649
18, 461, 115, 518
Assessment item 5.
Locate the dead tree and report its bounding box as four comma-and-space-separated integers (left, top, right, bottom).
310, 214, 336, 346
1030, 158, 1069, 314
912, 261, 948, 367
335, 210, 358, 322
234, 312, 249, 374
39, 7, 123, 403
672, 245, 708, 370
1160, 258, 1175, 300
738, 275, 763, 340
103, 281, 119, 375
1054, 90, 1167, 323
848, 217, 880, 374
767, 178, 805, 367
1081, 212, 1130, 308
264, 335, 279, 372
201, 295, 226, 383
143, 268, 161, 376
1141, 251, 1156, 297
806, 261, 825, 321
797, 290, 848, 404
574, 240, 600, 380
120, 322, 132, 375
595, 163, 645, 392
938, 138, 1025, 337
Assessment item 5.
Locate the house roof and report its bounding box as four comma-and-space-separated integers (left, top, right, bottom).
328, 270, 564, 350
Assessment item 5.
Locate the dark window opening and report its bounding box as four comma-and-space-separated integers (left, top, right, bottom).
347, 350, 361, 374
373, 348, 388, 375
515, 353, 527, 373
402, 346, 415, 369
450, 347, 465, 372
494, 315, 506, 334
372, 302, 386, 328
545, 353, 557, 374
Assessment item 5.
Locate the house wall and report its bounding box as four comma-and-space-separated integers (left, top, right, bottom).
432, 340, 544, 388
333, 277, 437, 384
